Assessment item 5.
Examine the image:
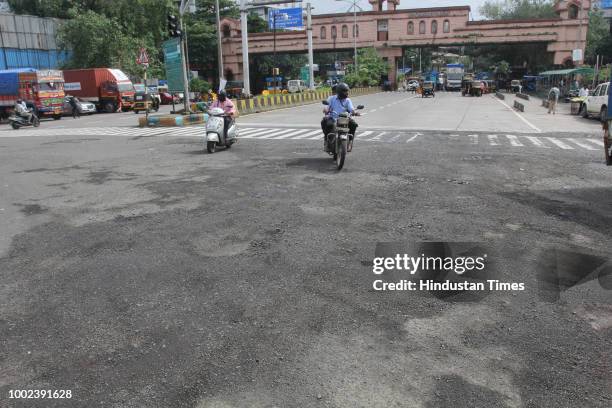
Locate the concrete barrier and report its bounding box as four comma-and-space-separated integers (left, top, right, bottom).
235, 86, 381, 116
495, 92, 505, 100
138, 113, 208, 128
513, 100, 525, 112
516, 93, 530, 101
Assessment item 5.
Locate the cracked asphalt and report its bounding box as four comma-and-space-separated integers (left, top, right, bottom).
1, 91, 611, 407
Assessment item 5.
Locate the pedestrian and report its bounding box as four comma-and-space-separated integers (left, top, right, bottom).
548, 86, 560, 115
69, 96, 80, 119
579, 85, 589, 97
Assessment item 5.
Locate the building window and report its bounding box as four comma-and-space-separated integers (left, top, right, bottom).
443, 20, 450, 33
568, 4, 579, 19
419, 20, 426, 34
222, 24, 231, 38
320, 26, 326, 39
377, 19, 388, 41
431, 20, 438, 34
353, 24, 359, 37
407, 21, 414, 34
331, 25, 337, 39
342, 25, 348, 38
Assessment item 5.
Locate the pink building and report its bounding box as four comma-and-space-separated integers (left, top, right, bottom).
219, 0, 591, 86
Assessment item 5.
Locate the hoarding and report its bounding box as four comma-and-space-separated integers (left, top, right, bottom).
268, 8, 303, 30
601, 0, 612, 8
162, 37, 183, 92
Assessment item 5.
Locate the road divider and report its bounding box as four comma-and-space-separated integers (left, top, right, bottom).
513, 100, 525, 112
495, 92, 505, 100
234, 86, 381, 116
516, 93, 530, 101
138, 113, 208, 128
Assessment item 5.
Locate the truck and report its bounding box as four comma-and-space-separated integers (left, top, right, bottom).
63, 68, 135, 113
446, 63, 465, 91
0, 68, 65, 120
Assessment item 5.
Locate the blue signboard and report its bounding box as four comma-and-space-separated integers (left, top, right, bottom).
268, 7, 303, 30
601, 0, 612, 8
162, 37, 183, 92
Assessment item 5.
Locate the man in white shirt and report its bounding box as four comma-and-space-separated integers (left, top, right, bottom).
579, 86, 589, 97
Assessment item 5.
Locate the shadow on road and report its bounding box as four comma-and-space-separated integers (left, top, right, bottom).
285, 157, 341, 172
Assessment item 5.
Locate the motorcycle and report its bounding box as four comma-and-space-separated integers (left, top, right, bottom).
9, 110, 40, 129
205, 107, 238, 153
322, 100, 364, 170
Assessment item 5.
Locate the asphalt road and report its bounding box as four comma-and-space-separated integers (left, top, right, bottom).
1, 92, 611, 408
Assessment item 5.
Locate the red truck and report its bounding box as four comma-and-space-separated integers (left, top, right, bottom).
63, 68, 135, 113
0, 68, 65, 120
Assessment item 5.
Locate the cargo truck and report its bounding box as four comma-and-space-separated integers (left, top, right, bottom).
0, 68, 65, 120
446, 63, 465, 91
63, 68, 135, 113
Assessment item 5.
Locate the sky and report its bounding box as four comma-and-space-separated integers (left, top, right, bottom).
308, 0, 489, 19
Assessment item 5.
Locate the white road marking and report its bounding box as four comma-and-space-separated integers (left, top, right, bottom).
270, 128, 311, 139
545, 137, 574, 150
292, 129, 322, 139
469, 134, 479, 144
505, 134, 524, 147
239, 128, 276, 138
490, 94, 542, 133
357, 131, 373, 139
370, 132, 386, 141
406, 133, 421, 143
487, 134, 499, 145
583, 138, 604, 147
567, 138, 598, 150
256, 128, 296, 139
525, 136, 548, 148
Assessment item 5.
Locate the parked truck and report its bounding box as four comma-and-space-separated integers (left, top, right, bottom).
446, 63, 465, 91
0, 68, 65, 120
63, 68, 135, 113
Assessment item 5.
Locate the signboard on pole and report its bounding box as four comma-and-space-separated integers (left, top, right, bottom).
300, 66, 310, 83
601, 0, 612, 8
572, 49, 583, 62
136, 47, 149, 66
268, 7, 303, 29
162, 37, 183, 92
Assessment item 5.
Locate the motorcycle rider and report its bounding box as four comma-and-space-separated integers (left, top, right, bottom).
321, 83, 360, 151
210, 90, 236, 139
14, 98, 33, 124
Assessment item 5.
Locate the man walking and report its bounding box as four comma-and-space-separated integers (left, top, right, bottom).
69, 96, 80, 119
548, 86, 560, 115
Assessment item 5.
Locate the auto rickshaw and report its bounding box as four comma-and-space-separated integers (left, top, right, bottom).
133, 91, 160, 114
461, 80, 483, 97
421, 81, 435, 98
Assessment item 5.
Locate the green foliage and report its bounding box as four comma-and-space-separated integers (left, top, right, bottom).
345, 48, 388, 87
248, 13, 268, 33
586, 8, 612, 64
189, 77, 211, 93
480, 0, 557, 20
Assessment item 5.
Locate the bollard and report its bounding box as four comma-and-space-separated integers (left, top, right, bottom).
513, 100, 525, 112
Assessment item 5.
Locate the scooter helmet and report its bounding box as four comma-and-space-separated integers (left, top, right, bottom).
336, 83, 349, 100
218, 90, 227, 102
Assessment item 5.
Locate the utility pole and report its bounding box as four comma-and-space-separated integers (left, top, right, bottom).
306, 3, 314, 90
240, 0, 250, 97
215, 0, 224, 91
179, 0, 192, 112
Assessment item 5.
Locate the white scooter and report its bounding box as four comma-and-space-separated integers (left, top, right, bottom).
205, 107, 238, 153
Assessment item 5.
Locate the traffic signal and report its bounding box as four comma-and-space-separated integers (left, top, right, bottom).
167, 14, 182, 38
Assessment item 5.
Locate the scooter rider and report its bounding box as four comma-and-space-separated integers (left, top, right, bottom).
14, 98, 33, 124
321, 83, 360, 151
210, 90, 236, 139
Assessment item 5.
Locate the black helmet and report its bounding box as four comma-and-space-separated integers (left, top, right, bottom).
16, 98, 22, 103
218, 90, 227, 101
336, 82, 349, 99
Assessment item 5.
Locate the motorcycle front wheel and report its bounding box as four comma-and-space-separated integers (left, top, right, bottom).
10, 122, 19, 129
33, 117, 40, 127
336, 139, 347, 170
207, 141, 216, 153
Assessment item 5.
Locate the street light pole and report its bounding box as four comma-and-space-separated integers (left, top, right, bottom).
240, 0, 250, 97
215, 0, 224, 91
336, 0, 359, 73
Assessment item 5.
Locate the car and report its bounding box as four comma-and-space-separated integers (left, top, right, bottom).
407, 80, 419, 91
63, 96, 96, 115
582, 81, 609, 122
287, 79, 307, 93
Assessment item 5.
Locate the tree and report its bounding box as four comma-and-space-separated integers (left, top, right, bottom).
586, 7, 612, 65
480, 0, 557, 20
344, 48, 388, 87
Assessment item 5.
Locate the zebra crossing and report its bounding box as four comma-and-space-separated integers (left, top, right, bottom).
0, 125, 603, 152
